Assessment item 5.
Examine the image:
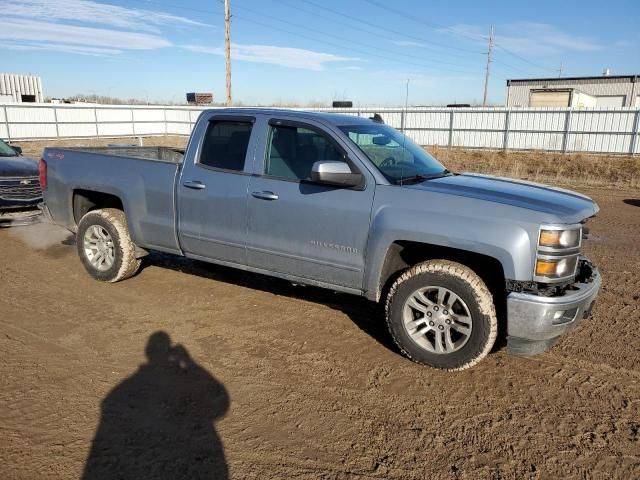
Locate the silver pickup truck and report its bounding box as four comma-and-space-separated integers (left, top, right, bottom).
40, 108, 601, 370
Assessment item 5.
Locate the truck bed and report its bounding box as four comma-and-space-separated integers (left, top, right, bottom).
55, 146, 184, 164
42, 146, 182, 254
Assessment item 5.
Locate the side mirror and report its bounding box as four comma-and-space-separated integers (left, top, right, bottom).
311, 161, 363, 188
12, 145, 22, 155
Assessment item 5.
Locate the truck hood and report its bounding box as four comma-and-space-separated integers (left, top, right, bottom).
0, 155, 39, 177
405, 172, 598, 222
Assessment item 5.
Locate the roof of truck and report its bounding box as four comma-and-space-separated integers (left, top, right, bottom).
202, 108, 377, 126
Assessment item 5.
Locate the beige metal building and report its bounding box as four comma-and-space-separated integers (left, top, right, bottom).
0, 74, 44, 103
506, 75, 639, 108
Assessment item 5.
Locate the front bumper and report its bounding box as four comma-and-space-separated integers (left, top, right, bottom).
0, 206, 43, 227
0, 196, 42, 210
506, 264, 601, 356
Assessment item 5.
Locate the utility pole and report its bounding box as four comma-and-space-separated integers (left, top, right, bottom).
482, 25, 494, 107
558, 62, 564, 78
224, 0, 232, 106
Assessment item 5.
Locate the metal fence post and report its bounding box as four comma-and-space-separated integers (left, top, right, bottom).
93, 107, 99, 138
131, 108, 135, 137
630, 110, 640, 156
448, 110, 454, 148
3, 105, 10, 142
53, 106, 60, 138
503, 109, 510, 151
562, 109, 572, 153
163, 107, 168, 136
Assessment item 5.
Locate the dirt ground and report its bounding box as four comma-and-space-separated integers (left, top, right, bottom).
1, 187, 639, 479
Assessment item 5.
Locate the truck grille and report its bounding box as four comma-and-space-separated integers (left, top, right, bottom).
0, 176, 42, 200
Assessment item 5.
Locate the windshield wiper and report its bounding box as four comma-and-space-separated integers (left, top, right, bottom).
397, 169, 452, 185
397, 174, 431, 184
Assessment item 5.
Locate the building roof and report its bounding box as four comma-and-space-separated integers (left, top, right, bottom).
507, 75, 639, 85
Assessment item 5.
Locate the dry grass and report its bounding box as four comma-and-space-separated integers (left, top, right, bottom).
429, 147, 640, 189
15, 136, 640, 189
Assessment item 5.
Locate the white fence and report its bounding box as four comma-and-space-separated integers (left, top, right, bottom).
2, 103, 639, 155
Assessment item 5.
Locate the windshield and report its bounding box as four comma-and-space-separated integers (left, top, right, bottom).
339, 123, 448, 184
0, 139, 17, 157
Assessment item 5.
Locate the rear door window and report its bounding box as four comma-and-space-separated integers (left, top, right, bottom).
199, 120, 253, 172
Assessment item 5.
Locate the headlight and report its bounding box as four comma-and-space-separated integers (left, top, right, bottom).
535, 255, 579, 279
539, 227, 581, 249
535, 224, 583, 282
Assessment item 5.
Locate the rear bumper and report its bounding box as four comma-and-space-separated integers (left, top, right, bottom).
39, 202, 54, 222
506, 265, 601, 356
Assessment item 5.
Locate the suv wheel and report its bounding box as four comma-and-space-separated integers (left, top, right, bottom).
385, 260, 497, 370
76, 208, 141, 282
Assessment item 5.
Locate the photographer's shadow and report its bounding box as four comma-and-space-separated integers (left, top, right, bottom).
82, 331, 229, 480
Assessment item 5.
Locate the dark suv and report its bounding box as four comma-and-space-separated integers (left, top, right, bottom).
0, 138, 42, 226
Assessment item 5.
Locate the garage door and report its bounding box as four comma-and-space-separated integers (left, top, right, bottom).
529, 90, 570, 107
596, 95, 626, 107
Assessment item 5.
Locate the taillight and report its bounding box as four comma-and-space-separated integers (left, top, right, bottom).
38, 158, 47, 191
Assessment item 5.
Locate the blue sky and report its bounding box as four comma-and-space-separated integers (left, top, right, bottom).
2, 0, 639, 105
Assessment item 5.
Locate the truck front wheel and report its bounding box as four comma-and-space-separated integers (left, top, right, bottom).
76, 208, 141, 282
385, 260, 497, 370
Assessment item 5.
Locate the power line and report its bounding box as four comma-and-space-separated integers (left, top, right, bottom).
292, 0, 483, 56
135, 0, 553, 79
492, 59, 536, 76
135, 0, 481, 74
129, 0, 220, 16
143, 0, 478, 60
232, 12, 480, 75
493, 43, 556, 73
274, 0, 403, 47
361, 0, 488, 44
273, 0, 478, 61
233, 1, 481, 72
360, 0, 558, 76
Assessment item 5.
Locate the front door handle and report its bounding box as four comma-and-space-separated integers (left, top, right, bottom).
251, 191, 279, 201
183, 180, 206, 190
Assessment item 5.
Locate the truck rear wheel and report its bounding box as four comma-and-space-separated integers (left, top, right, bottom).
76, 208, 141, 282
385, 260, 497, 370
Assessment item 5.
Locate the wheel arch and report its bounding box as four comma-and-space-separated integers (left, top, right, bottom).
370, 240, 508, 304
72, 189, 124, 225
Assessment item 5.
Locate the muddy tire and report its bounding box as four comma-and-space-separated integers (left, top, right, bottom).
385, 260, 497, 370
76, 208, 141, 283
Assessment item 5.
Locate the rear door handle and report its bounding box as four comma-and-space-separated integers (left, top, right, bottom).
183, 180, 206, 190
251, 191, 279, 201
